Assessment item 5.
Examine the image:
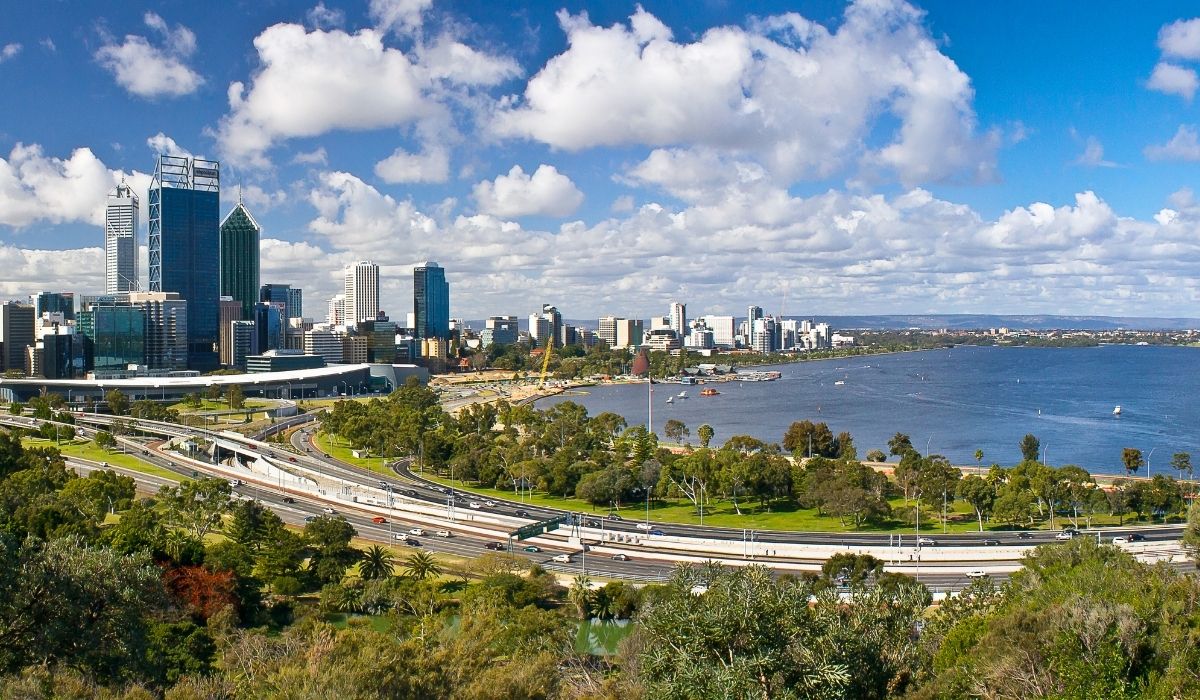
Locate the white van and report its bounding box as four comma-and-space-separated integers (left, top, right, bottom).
552, 553, 572, 564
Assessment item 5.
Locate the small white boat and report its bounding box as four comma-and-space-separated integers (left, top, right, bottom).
834, 380, 845, 386
678, 391, 688, 398
1113, 405, 1122, 416
665, 396, 673, 404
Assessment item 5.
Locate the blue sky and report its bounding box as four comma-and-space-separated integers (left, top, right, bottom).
2, 0, 1200, 321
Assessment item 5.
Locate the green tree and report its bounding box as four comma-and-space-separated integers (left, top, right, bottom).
228, 383, 245, 410
1019, 433, 1040, 462
403, 550, 441, 580
568, 575, 593, 619
697, 423, 714, 448
782, 420, 836, 457
93, 430, 116, 450
663, 419, 689, 444
1183, 500, 1200, 567
305, 515, 359, 584
888, 432, 914, 456
974, 449, 984, 466
865, 449, 887, 462
1122, 447, 1144, 476
956, 474, 996, 531
104, 389, 128, 416
157, 477, 232, 541
1171, 451, 1192, 481
358, 545, 395, 580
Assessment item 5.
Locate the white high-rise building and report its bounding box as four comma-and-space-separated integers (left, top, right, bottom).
105, 180, 139, 293
343, 261, 379, 324
598, 315, 619, 346
703, 315, 736, 348
327, 293, 346, 327
668, 301, 686, 337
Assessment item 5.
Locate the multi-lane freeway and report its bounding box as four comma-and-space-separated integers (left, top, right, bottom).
8, 412, 1192, 590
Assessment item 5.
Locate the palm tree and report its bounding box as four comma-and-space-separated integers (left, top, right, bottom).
359, 545, 395, 580
403, 550, 441, 581
569, 574, 593, 619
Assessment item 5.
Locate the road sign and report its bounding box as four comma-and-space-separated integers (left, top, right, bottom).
511, 514, 569, 541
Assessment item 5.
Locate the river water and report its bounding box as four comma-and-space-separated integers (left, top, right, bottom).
539, 345, 1200, 474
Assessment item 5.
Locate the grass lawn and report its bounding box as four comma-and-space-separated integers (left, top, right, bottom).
168, 398, 269, 413
313, 432, 393, 476
24, 437, 184, 482
414, 472, 1157, 534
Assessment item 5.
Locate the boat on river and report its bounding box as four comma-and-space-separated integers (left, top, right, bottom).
700, 388, 720, 397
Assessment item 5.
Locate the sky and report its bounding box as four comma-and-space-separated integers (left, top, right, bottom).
1, 0, 1200, 322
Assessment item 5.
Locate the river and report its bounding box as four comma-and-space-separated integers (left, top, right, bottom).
539, 345, 1200, 474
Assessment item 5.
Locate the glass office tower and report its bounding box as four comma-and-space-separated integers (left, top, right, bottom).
413, 261, 450, 340
149, 155, 220, 371
220, 200, 260, 321
105, 180, 139, 293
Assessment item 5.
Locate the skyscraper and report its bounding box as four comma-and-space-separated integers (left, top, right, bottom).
413, 261, 450, 341
149, 155, 220, 371
0, 302, 35, 374
32, 292, 75, 321
128, 291, 188, 370
105, 180, 139, 293
286, 287, 303, 320
343, 261, 379, 324
669, 301, 687, 337
219, 198, 260, 321
327, 293, 345, 327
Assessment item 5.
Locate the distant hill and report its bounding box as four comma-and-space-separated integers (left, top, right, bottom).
802, 314, 1200, 331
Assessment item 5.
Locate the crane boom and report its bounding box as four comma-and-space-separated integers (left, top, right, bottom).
536, 335, 553, 388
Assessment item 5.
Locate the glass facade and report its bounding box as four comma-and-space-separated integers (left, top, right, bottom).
260, 283, 300, 320
220, 203, 260, 321
149, 156, 220, 371
253, 302, 285, 354
79, 305, 145, 372
32, 292, 75, 321
414, 262, 450, 340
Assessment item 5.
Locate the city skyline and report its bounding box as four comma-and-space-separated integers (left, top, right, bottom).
3, 1, 1200, 319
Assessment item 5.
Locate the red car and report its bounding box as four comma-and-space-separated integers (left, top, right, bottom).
371, 516, 387, 524
288, 457, 297, 463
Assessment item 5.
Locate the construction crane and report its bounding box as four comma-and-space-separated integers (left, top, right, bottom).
536, 334, 554, 389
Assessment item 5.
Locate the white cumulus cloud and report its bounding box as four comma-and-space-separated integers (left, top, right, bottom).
369, 0, 433, 34
375, 145, 450, 183
0, 144, 122, 227
494, 1, 996, 187
1158, 17, 1200, 60
1145, 125, 1200, 161
472, 165, 584, 218
95, 12, 204, 98
0, 43, 21, 62
1147, 61, 1199, 100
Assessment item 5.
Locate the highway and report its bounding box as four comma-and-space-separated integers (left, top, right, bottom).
9, 412, 1192, 590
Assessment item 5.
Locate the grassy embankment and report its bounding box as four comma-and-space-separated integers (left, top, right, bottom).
23, 436, 183, 482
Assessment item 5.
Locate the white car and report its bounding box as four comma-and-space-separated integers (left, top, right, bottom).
409, 527, 425, 536
434, 530, 453, 538
468, 501, 482, 510
966, 570, 987, 579
917, 537, 937, 546
484, 500, 496, 507
1055, 531, 1077, 540
635, 523, 654, 530
552, 553, 572, 563
322, 506, 336, 515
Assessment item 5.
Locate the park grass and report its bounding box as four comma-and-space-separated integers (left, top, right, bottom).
168, 398, 270, 413
24, 437, 184, 482
313, 432, 393, 476
414, 472, 1156, 534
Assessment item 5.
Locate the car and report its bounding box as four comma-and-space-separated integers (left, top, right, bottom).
1126, 532, 1145, 542
484, 542, 505, 551
523, 545, 542, 553
1112, 535, 1131, 544
404, 489, 417, 497
142, 450, 150, 456
409, 527, 424, 536
468, 501, 483, 509
229, 479, 242, 488
303, 516, 315, 523
322, 507, 336, 515
981, 538, 1001, 546
586, 519, 601, 528
635, 523, 653, 530
611, 553, 630, 561
403, 538, 420, 547
372, 516, 387, 524
649, 529, 665, 536
282, 496, 296, 504
917, 537, 937, 546
100, 461, 110, 468
552, 553, 572, 563
1017, 532, 1034, 540
434, 530, 453, 538
1055, 531, 1077, 540
484, 500, 496, 507
288, 457, 297, 462
966, 570, 988, 578
379, 481, 389, 489
514, 509, 530, 518
606, 514, 623, 521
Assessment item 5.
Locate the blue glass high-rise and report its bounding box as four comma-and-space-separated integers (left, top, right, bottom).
148, 155, 220, 371
413, 261, 450, 340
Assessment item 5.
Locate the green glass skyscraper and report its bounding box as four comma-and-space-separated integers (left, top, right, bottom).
414, 261, 450, 340
220, 199, 260, 321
